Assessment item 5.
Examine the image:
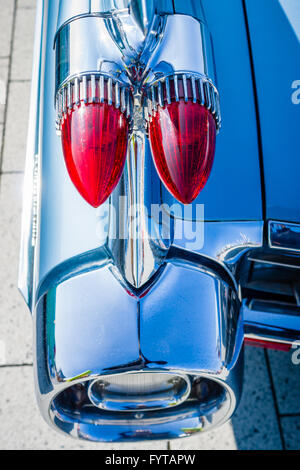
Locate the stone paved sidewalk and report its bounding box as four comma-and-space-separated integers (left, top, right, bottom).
0, 0, 299, 450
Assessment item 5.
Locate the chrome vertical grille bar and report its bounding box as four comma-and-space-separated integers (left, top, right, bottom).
74, 78, 80, 106
67, 82, 72, 109
191, 76, 197, 103
174, 75, 179, 102
158, 81, 163, 108
142, 74, 221, 129
121, 86, 126, 113
62, 86, 66, 114
204, 81, 211, 110
182, 74, 188, 102
108, 77, 113, 105
115, 81, 120, 108
55, 73, 133, 131
100, 75, 105, 103
91, 75, 96, 102
165, 77, 171, 105
197, 78, 205, 106
82, 75, 88, 103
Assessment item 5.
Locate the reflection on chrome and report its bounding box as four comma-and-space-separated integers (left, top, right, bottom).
269, 220, 300, 252
88, 372, 191, 411
50, 374, 233, 441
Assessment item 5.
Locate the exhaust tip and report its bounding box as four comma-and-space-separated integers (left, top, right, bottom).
88, 372, 191, 412
48, 373, 236, 442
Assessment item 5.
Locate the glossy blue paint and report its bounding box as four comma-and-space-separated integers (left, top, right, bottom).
173, 0, 205, 21
157, 0, 174, 15
162, 0, 263, 221
245, 0, 300, 223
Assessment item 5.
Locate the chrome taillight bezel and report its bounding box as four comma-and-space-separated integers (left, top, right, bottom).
142, 72, 221, 131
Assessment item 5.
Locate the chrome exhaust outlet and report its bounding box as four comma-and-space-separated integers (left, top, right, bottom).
87, 372, 191, 412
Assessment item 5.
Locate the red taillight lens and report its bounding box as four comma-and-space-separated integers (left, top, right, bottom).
61, 101, 128, 207
149, 100, 216, 204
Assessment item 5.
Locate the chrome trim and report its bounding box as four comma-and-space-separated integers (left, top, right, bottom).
74, 78, 79, 106
55, 1, 131, 40
182, 74, 188, 102
87, 371, 191, 412
55, 15, 132, 94
18, 0, 46, 309
191, 75, 197, 103
141, 14, 216, 82
115, 80, 120, 108
204, 80, 211, 111
247, 251, 300, 270
140, 14, 221, 129
174, 74, 179, 101
129, 0, 157, 35
91, 0, 130, 14
49, 374, 235, 441
165, 76, 171, 104
269, 220, 300, 253
55, 73, 133, 131
107, 128, 173, 289
157, 80, 163, 107
57, 0, 91, 32
143, 72, 221, 130
100, 75, 105, 103
243, 299, 300, 346
199, 77, 205, 106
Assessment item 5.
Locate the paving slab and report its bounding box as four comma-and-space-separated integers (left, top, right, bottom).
0, 0, 14, 59
11, 5, 35, 82
0, 57, 9, 124
268, 349, 300, 415
169, 422, 237, 450
0, 366, 168, 450
19, 0, 37, 9
0, 123, 3, 154
231, 347, 282, 450
0, 174, 32, 365
281, 416, 300, 450
2, 81, 30, 172
170, 347, 282, 450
